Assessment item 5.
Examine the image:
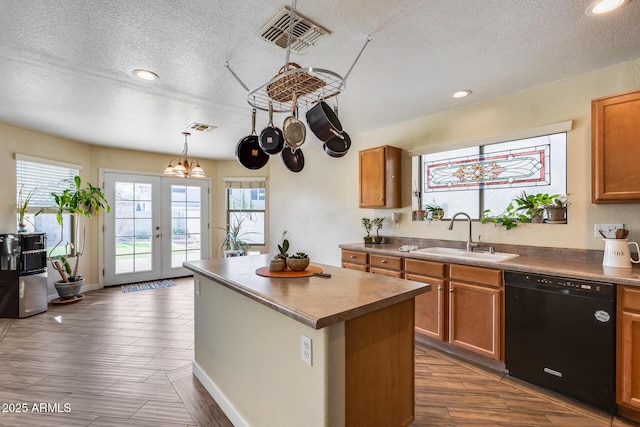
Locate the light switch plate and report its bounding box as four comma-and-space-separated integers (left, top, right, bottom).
594, 223, 624, 238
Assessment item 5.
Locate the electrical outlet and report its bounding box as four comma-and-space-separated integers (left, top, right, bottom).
301, 335, 312, 366
194, 278, 200, 296
594, 223, 624, 238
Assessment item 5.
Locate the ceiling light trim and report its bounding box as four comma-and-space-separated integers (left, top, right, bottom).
133, 69, 159, 81
585, 0, 630, 15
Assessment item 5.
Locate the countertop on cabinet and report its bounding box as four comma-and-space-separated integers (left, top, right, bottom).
184, 254, 430, 330
339, 242, 640, 286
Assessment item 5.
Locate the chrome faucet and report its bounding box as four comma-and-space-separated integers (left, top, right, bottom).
448, 212, 479, 252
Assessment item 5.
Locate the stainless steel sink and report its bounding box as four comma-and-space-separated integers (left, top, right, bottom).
410, 247, 519, 262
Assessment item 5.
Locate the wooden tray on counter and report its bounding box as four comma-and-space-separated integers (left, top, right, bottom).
255, 265, 323, 278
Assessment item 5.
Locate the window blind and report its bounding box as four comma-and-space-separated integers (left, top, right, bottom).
15, 155, 81, 208
223, 177, 266, 189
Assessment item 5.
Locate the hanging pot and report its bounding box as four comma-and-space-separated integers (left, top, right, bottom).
323, 131, 351, 158
281, 147, 305, 173
282, 93, 306, 149
259, 101, 284, 155
236, 108, 269, 170
306, 100, 343, 142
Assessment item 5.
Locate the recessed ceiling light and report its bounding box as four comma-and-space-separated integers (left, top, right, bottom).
452, 90, 472, 99
133, 69, 159, 81
585, 0, 630, 16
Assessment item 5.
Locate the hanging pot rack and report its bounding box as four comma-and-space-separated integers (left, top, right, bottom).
224, 0, 371, 114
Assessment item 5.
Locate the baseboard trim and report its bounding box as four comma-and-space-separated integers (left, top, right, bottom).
192, 361, 248, 427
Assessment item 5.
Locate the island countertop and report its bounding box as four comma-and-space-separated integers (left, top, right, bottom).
183, 254, 430, 329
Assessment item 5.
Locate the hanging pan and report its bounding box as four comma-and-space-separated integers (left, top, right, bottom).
324, 131, 351, 158
282, 93, 306, 149
306, 100, 343, 142
323, 105, 350, 157
259, 101, 284, 155
281, 147, 305, 173
236, 108, 269, 170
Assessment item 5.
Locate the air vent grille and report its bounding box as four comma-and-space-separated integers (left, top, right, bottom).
259, 7, 329, 54
187, 122, 217, 132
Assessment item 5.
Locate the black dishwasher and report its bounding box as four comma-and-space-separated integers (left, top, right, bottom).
504, 271, 615, 412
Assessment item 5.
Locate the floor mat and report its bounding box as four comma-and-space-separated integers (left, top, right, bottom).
121, 279, 177, 293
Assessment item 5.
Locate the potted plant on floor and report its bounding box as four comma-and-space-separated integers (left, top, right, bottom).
218, 216, 255, 255
50, 176, 110, 299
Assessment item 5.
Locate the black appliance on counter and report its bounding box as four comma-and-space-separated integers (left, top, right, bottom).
505, 271, 616, 412
0, 233, 48, 318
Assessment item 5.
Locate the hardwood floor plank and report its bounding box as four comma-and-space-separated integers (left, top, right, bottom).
130, 401, 195, 424
101, 380, 182, 403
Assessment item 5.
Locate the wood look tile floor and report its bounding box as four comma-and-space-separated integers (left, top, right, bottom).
0, 277, 637, 427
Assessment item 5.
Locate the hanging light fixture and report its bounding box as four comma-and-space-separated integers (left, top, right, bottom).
163, 132, 205, 178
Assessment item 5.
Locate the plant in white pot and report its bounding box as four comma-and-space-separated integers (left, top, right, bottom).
50, 176, 110, 299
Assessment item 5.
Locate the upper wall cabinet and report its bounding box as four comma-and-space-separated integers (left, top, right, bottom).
592, 89, 640, 204
359, 145, 402, 208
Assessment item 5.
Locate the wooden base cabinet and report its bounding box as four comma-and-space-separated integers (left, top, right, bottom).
369, 254, 403, 278
617, 286, 640, 422
405, 258, 447, 341
342, 249, 368, 271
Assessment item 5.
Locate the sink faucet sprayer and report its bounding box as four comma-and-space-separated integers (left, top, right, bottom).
448, 212, 479, 252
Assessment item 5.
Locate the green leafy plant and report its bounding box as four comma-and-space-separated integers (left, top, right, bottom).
361, 218, 373, 237
218, 216, 255, 253
372, 217, 385, 236
481, 209, 521, 230
277, 237, 290, 259
425, 203, 444, 220
512, 191, 558, 222
50, 176, 111, 282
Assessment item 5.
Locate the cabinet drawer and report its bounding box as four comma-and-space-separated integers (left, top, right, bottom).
370, 267, 403, 278
342, 250, 368, 266
343, 262, 368, 272
449, 264, 502, 288
621, 286, 640, 312
404, 258, 446, 278
370, 254, 403, 271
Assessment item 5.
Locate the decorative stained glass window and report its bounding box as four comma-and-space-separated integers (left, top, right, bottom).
416, 132, 566, 219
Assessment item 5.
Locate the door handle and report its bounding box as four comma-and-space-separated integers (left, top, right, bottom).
154, 233, 161, 238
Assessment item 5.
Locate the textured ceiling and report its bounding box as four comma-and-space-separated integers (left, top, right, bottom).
0, 0, 639, 160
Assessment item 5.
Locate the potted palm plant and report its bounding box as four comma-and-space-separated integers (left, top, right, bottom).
50, 176, 110, 299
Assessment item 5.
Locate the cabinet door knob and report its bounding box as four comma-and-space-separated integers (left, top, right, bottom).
449, 288, 454, 293
437, 286, 442, 291
381, 260, 387, 263
350, 255, 356, 259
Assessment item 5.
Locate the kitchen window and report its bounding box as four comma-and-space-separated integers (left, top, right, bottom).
410, 121, 570, 220
15, 154, 80, 255
224, 178, 266, 246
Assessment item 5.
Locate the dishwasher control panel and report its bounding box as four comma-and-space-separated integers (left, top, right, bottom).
504, 271, 615, 297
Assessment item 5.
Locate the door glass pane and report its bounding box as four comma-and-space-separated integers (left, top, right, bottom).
171, 185, 202, 267
114, 181, 154, 274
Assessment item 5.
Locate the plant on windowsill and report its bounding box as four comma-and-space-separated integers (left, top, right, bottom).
362, 218, 373, 243
372, 217, 385, 243
218, 216, 256, 255
16, 184, 43, 233
49, 176, 111, 300
425, 203, 444, 221
512, 191, 558, 224
544, 194, 569, 223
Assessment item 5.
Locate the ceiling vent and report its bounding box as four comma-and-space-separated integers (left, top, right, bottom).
259, 7, 329, 54
187, 122, 217, 132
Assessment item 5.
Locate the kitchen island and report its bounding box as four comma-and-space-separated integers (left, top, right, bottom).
184, 254, 430, 427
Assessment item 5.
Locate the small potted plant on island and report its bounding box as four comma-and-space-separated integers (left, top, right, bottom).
287, 252, 310, 271
269, 235, 289, 272
362, 218, 373, 243
372, 217, 385, 243
50, 176, 110, 300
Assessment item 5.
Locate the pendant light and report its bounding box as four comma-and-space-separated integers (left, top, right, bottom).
163, 132, 205, 178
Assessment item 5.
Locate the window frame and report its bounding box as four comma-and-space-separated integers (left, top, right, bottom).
223, 178, 267, 247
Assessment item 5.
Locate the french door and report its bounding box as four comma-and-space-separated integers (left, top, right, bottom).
103, 172, 209, 286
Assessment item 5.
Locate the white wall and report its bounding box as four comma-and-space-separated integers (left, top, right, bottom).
270, 59, 640, 267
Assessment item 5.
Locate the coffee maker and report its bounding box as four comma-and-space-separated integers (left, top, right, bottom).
0, 233, 48, 318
